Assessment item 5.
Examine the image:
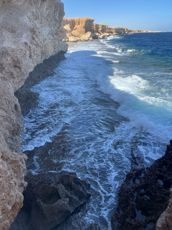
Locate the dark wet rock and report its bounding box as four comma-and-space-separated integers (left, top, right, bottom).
112, 140, 172, 230
87, 223, 101, 230
11, 172, 90, 230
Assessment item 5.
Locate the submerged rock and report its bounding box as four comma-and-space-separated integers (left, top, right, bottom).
112, 140, 172, 230
11, 172, 90, 230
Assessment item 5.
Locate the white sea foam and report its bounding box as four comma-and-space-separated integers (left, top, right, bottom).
100, 38, 140, 57
94, 68, 172, 143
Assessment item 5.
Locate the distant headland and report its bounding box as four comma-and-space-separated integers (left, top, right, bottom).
64, 17, 153, 42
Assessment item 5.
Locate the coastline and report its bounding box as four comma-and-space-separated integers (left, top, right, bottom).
14, 36, 172, 230
0, 1, 171, 227
11, 39, 128, 229
64, 17, 150, 42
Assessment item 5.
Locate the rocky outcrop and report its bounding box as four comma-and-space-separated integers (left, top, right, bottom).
93, 24, 115, 39
0, 0, 67, 229
111, 141, 172, 230
10, 172, 90, 230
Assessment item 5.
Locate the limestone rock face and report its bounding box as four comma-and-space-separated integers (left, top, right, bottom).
0, 0, 67, 229
64, 18, 94, 42
64, 18, 118, 41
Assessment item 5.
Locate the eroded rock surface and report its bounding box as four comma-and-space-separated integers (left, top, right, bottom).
11, 172, 90, 230
112, 141, 172, 230
0, 0, 67, 228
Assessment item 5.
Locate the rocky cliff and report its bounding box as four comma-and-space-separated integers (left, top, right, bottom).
0, 0, 67, 229
64, 18, 94, 42
64, 18, 131, 41
64, 18, 145, 42
93, 24, 116, 39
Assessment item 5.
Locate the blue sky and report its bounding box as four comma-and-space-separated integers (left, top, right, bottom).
63, 0, 172, 31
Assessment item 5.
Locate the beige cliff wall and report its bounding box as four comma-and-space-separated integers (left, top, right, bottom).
93, 24, 120, 39
64, 18, 117, 41
64, 17, 94, 42
64, 18, 147, 42
0, 0, 67, 229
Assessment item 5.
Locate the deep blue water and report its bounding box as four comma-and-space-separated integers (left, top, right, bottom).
103, 32, 172, 141
23, 33, 172, 229
119, 32, 172, 59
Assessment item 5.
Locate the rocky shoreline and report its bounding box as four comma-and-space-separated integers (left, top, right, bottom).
0, 0, 171, 229
112, 140, 172, 230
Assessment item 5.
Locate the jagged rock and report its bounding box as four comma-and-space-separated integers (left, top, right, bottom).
10, 172, 90, 230
0, 0, 67, 228
111, 140, 172, 230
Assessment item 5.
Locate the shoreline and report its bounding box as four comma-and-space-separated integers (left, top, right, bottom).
1, 1, 171, 229
5, 28, 172, 230
15, 38, 171, 230
64, 17, 153, 42
65, 31, 165, 45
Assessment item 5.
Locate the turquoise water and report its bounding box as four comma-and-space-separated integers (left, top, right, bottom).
23, 33, 172, 229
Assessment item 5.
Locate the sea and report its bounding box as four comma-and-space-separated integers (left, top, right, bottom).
22, 32, 172, 229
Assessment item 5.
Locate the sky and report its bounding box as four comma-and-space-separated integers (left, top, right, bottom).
63, 0, 172, 31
